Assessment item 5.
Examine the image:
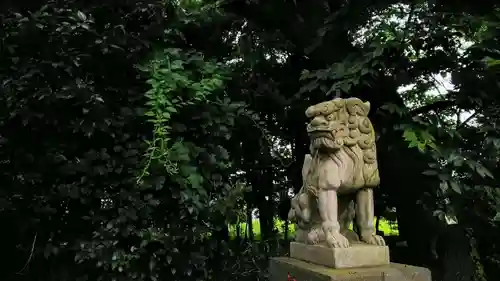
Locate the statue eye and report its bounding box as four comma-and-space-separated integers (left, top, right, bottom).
322, 105, 330, 114
327, 114, 335, 121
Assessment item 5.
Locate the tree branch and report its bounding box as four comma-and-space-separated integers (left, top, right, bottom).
409, 100, 455, 116
457, 111, 478, 129
17, 232, 37, 275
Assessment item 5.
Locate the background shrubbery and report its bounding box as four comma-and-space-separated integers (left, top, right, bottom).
2, 1, 500, 281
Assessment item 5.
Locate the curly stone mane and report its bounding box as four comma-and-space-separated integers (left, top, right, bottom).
304, 98, 380, 194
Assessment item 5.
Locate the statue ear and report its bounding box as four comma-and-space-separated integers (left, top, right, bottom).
363, 101, 371, 112
305, 106, 315, 118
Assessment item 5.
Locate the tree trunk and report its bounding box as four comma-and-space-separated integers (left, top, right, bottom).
436, 225, 475, 281
236, 222, 241, 240
246, 202, 254, 241
256, 168, 274, 241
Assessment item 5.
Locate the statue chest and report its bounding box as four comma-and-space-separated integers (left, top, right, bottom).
312, 157, 359, 194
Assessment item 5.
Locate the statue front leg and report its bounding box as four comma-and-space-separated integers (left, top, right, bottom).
355, 188, 385, 246
318, 188, 350, 248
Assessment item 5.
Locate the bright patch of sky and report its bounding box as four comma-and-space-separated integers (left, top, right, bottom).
352, 3, 478, 126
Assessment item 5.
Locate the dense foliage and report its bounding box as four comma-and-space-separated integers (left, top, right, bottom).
2, 1, 500, 281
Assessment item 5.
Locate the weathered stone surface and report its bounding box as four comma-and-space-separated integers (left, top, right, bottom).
287, 98, 386, 249
278, 98, 432, 280
390, 263, 433, 281
269, 257, 432, 281
290, 242, 390, 269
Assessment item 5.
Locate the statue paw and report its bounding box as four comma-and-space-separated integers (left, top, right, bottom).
322, 222, 350, 248
307, 231, 320, 244
360, 233, 386, 246
307, 227, 325, 245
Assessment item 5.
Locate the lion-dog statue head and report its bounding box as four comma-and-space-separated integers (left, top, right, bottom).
305, 97, 380, 190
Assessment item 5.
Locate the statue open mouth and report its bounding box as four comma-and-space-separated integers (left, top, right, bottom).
306, 126, 332, 133
310, 133, 337, 151
309, 131, 331, 138
309, 128, 334, 139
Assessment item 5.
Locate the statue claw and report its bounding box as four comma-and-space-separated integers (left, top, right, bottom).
322, 221, 350, 248
360, 233, 386, 246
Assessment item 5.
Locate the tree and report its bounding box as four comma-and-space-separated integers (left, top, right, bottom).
3, 0, 500, 281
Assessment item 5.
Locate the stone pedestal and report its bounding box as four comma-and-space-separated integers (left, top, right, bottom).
270, 242, 431, 281
269, 257, 432, 281
290, 242, 390, 269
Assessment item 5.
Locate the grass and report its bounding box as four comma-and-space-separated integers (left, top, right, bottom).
228, 218, 399, 240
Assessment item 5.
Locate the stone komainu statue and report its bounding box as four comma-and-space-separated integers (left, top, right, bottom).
288, 97, 385, 248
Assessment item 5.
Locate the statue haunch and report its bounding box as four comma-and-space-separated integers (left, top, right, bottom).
288, 97, 385, 248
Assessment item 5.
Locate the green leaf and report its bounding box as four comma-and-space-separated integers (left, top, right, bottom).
402, 130, 417, 142
149, 258, 156, 271
372, 47, 384, 58
76, 11, 87, 21
493, 212, 500, 222
439, 181, 449, 193
476, 163, 494, 179
427, 141, 438, 151
420, 130, 435, 142
449, 180, 462, 194
417, 142, 426, 152
484, 57, 500, 67
380, 103, 399, 114
422, 170, 438, 176
166, 106, 178, 113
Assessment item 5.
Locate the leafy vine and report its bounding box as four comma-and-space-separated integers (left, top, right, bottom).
138, 48, 227, 185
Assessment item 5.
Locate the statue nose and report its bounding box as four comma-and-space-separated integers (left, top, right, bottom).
311, 116, 328, 126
